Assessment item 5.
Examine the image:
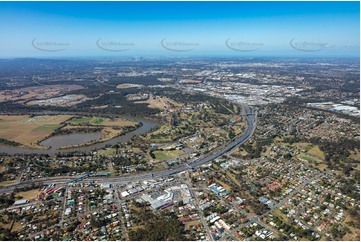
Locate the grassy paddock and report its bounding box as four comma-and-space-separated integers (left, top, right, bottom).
0, 115, 72, 148
15, 189, 41, 201
153, 149, 184, 161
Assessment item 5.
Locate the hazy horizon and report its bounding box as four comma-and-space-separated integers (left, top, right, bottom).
0, 1, 359, 58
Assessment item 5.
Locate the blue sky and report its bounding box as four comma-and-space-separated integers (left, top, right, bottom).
0, 1, 359, 57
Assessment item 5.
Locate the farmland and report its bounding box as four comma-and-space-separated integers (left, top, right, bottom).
67, 116, 138, 127
0, 115, 72, 149
0, 115, 140, 150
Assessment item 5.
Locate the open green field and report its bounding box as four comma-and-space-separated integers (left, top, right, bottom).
153, 149, 184, 161
33, 124, 61, 132
98, 148, 117, 156
292, 142, 324, 159
144, 125, 173, 143
307, 146, 325, 160
68, 116, 101, 125
15, 189, 40, 201
0, 115, 72, 148
317, 163, 328, 171
68, 116, 137, 126
292, 142, 312, 150
299, 154, 320, 163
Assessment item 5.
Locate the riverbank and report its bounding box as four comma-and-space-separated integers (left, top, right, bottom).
0, 115, 158, 156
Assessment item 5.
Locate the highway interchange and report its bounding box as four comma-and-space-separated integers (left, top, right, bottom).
0, 105, 257, 193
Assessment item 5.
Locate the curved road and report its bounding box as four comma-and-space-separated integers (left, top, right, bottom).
0, 105, 257, 193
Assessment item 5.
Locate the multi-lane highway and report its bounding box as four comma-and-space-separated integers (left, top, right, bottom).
0, 105, 257, 193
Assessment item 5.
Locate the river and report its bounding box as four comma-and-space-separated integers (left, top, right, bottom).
0, 116, 158, 156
